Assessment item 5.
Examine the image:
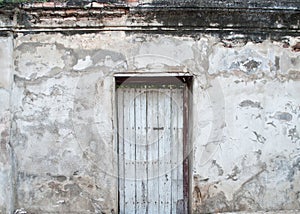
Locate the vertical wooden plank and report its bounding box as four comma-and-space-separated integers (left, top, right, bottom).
177, 88, 185, 213
135, 88, 141, 214
158, 88, 164, 213
117, 88, 125, 214
146, 89, 152, 214
145, 89, 149, 214
166, 88, 173, 214
158, 88, 172, 214
156, 89, 161, 214
147, 89, 159, 214
123, 88, 136, 214
134, 88, 138, 214
170, 88, 177, 214
169, 87, 185, 214
135, 87, 148, 214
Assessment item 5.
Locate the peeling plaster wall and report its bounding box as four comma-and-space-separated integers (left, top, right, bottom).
7, 31, 299, 213
0, 36, 14, 213
12, 33, 119, 213
0, 3, 299, 212
192, 39, 300, 213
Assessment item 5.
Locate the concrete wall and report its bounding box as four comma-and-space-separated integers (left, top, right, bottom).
0, 35, 14, 214
8, 32, 299, 213
0, 2, 299, 213
12, 33, 119, 213
192, 39, 300, 213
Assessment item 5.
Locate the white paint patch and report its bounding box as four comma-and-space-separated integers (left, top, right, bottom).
73, 56, 93, 71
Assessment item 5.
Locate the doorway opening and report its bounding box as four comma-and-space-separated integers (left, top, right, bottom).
116, 75, 192, 214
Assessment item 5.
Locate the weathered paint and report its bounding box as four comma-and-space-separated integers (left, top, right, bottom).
7, 31, 299, 214
117, 84, 185, 214
0, 2, 299, 214
0, 36, 14, 214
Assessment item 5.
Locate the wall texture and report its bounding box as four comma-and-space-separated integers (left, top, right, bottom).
0, 35, 14, 214
0, 1, 299, 213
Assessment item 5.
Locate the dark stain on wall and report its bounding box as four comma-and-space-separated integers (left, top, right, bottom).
0, 1, 299, 41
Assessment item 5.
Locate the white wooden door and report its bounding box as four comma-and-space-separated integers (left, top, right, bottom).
117, 82, 187, 214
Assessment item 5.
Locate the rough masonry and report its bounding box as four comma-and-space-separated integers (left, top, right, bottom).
0, 0, 299, 213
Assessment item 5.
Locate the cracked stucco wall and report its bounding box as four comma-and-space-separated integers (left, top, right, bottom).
0, 2, 298, 208
7, 31, 300, 213
12, 33, 119, 213
0, 36, 14, 214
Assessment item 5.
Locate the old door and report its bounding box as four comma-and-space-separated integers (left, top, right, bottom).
117, 77, 188, 214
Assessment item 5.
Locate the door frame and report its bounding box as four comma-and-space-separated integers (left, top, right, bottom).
114, 73, 193, 213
